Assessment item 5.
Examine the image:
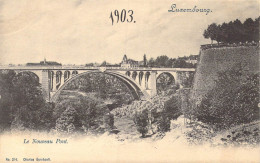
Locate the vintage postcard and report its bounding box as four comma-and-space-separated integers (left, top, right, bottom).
0, 0, 259, 162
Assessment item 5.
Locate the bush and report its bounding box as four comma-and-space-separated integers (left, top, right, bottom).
196, 64, 259, 130
55, 106, 82, 134
103, 113, 114, 130
133, 109, 149, 137
164, 95, 182, 120
157, 113, 171, 132
54, 96, 111, 134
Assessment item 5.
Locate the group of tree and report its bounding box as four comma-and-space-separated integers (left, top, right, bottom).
54, 97, 114, 134
0, 70, 115, 134
203, 17, 259, 44
86, 53, 197, 68
147, 55, 197, 68
0, 70, 54, 132
133, 95, 182, 138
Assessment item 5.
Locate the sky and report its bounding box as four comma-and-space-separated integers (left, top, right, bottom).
0, 0, 258, 65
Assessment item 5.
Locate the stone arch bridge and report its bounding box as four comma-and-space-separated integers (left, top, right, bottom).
0, 66, 195, 102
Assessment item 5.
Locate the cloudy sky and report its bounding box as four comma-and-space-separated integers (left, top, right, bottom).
0, 0, 258, 65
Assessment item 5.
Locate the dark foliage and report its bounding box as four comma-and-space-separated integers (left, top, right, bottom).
55, 106, 82, 134
0, 70, 55, 132
133, 109, 149, 137
54, 96, 111, 134
196, 64, 259, 130
157, 113, 171, 132
178, 72, 195, 88
156, 73, 176, 94
147, 55, 197, 68
203, 17, 259, 43
0, 70, 16, 130
63, 73, 135, 106
103, 113, 114, 130
164, 95, 182, 120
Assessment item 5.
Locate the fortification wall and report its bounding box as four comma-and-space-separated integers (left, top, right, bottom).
193, 44, 259, 103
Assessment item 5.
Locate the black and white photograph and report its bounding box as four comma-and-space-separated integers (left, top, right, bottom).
0, 0, 259, 162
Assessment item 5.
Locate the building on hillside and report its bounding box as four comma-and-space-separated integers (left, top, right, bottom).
121, 55, 139, 68
186, 55, 199, 64
138, 61, 144, 67
26, 58, 62, 66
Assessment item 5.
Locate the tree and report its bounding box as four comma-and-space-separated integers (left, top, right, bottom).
103, 113, 114, 130
166, 58, 175, 67
232, 19, 244, 43
164, 95, 181, 120
11, 72, 48, 130
219, 23, 229, 43
0, 71, 54, 131
157, 114, 170, 132
143, 54, 147, 67
0, 70, 16, 130
253, 17, 260, 42
12, 72, 44, 111
243, 18, 255, 42
203, 17, 259, 44
172, 59, 186, 68
100, 61, 107, 67
148, 58, 155, 67
204, 23, 218, 44
133, 109, 149, 137
55, 106, 81, 134
155, 55, 169, 67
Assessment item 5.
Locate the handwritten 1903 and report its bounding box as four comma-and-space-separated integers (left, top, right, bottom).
109, 9, 136, 25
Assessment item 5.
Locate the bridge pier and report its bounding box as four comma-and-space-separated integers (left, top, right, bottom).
141, 73, 146, 90
53, 74, 57, 91
41, 70, 50, 101
60, 73, 64, 87
147, 71, 157, 97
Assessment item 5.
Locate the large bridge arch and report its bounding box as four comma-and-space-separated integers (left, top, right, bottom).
50, 70, 150, 102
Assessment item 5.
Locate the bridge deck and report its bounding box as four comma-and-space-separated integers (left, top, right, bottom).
0, 66, 195, 72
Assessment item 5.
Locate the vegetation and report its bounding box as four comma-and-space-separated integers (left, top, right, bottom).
63, 72, 135, 108
54, 96, 112, 134
0, 70, 117, 134
87, 54, 197, 68
156, 73, 176, 95
0, 70, 54, 132
164, 95, 182, 120
203, 17, 259, 44
132, 95, 183, 137
195, 64, 259, 130
103, 113, 114, 130
147, 55, 197, 68
133, 109, 149, 137
55, 106, 81, 134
